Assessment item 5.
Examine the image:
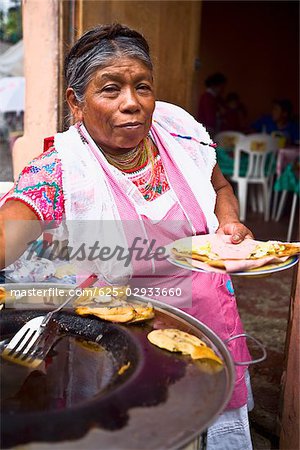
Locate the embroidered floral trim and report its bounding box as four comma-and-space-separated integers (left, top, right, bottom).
5, 148, 65, 223
124, 153, 170, 201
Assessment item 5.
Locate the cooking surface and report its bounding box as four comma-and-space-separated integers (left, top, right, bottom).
1, 336, 116, 413
0, 291, 234, 450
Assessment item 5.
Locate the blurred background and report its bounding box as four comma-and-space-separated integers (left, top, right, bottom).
0, 0, 299, 177
0, 1, 299, 449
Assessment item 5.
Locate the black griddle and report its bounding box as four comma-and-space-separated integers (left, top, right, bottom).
0, 290, 235, 450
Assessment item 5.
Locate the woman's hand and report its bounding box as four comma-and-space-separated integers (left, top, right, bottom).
211, 164, 254, 244
216, 221, 254, 244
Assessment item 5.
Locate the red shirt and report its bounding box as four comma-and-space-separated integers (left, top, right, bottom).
198, 90, 218, 131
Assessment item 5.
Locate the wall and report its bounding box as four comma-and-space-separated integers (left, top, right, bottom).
198, 1, 299, 125
80, 0, 202, 114
12, 0, 59, 178
12, 0, 203, 177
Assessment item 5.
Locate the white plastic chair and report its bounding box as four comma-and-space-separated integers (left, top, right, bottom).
286, 193, 298, 242
230, 134, 278, 222
215, 131, 246, 149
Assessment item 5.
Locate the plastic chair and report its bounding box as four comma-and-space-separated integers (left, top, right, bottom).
214, 131, 246, 177
273, 159, 299, 241
271, 130, 287, 149
230, 134, 278, 222
215, 131, 246, 150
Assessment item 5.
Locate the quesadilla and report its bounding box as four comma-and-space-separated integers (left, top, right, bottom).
248, 241, 300, 259
0, 287, 5, 301
171, 234, 300, 272
74, 285, 128, 306
76, 301, 154, 323
147, 328, 223, 365
0, 287, 5, 310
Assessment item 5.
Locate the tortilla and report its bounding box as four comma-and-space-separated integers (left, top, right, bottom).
76, 305, 136, 322
147, 328, 223, 365
74, 285, 128, 306
171, 235, 300, 270
0, 287, 5, 302
171, 247, 226, 269
76, 302, 154, 323
249, 241, 300, 259
0, 287, 5, 309
128, 304, 155, 323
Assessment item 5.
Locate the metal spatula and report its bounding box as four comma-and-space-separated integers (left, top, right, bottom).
1, 273, 98, 367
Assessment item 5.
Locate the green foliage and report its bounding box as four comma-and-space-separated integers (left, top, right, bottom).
0, 1, 22, 44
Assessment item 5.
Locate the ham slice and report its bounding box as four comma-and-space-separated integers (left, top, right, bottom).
172, 234, 298, 274
194, 234, 258, 259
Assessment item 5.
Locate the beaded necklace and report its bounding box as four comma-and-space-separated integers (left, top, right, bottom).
102, 136, 164, 200
104, 139, 148, 171
140, 136, 157, 192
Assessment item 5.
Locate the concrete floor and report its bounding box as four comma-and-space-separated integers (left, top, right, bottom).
0, 139, 299, 450
234, 210, 299, 450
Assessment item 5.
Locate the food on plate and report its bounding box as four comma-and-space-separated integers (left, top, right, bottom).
147, 328, 223, 365
76, 305, 135, 322
172, 241, 219, 262
75, 339, 103, 352
171, 235, 300, 272
118, 361, 131, 375
0, 287, 5, 301
191, 345, 224, 364
128, 303, 155, 323
54, 263, 77, 279
172, 244, 224, 268
0, 287, 5, 310
76, 301, 154, 323
74, 284, 129, 306
249, 241, 300, 259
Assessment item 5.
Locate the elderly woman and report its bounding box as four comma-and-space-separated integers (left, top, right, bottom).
0, 24, 254, 449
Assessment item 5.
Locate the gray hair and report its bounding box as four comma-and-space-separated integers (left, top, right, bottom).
64, 23, 153, 104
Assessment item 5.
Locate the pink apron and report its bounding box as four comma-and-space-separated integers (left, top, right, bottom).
87, 125, 251, 410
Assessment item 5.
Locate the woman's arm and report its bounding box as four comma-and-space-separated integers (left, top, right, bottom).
211, 164, 253, 242
0, 200, 42, 269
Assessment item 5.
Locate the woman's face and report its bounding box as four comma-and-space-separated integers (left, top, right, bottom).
67, 57, 155, 155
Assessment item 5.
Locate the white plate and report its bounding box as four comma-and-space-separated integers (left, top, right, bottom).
167, 254, 299, 276
165, 237, 299, 277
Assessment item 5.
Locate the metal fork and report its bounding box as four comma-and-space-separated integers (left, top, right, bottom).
1, 273, 98, 367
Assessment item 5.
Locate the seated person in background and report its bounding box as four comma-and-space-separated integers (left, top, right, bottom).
198, 72, 227, 137
221, 92, 248, 133
252, 99, 299, 145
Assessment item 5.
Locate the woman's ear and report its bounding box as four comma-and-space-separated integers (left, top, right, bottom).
66, 88, 83, 122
